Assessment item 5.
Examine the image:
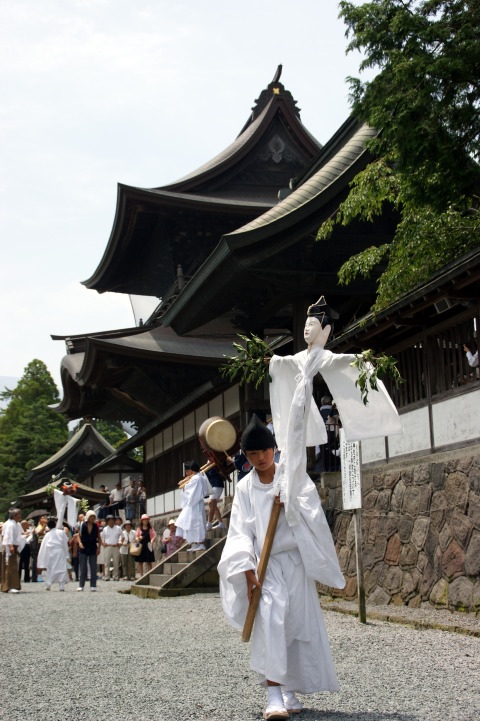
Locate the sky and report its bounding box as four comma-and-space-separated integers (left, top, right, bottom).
0, 0, 368, 394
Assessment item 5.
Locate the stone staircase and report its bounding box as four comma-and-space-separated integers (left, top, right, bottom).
131, 525, 228, 599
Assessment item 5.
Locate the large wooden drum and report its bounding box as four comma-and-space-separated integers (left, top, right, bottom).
199, 416, 237, 453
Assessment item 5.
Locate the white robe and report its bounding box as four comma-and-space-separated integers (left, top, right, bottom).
218, 466, 345, 693
37, 529, 69, 586
270, 347, 403, 524
175, 472, 208, 543
2, 519, 25, 562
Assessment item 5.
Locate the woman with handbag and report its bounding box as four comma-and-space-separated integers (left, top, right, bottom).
135, 514, 156, 577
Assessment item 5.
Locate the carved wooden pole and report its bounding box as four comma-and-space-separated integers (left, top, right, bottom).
241, 497, 281, 642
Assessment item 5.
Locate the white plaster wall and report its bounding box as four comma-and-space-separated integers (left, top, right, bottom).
433, 389, 480, 447
389, 406, 430, 457
361, 436, 387, 464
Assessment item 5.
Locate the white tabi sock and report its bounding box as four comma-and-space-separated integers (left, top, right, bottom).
267, 685, 285, 709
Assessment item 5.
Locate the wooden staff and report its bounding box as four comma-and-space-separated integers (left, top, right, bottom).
241, 496, 281, 642
178, 461, 216, 489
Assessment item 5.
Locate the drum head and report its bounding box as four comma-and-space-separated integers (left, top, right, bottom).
204, 418, 237, 452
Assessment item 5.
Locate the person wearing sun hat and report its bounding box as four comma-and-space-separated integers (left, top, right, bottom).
135, 514, 156, 576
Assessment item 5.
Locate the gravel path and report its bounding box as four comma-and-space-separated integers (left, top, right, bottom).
1, 580, 479, 721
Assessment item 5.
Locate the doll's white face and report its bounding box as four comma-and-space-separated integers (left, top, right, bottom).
304, 317, 331, 348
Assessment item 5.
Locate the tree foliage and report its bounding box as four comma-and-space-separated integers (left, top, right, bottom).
318, 0, 480, 311
0, 359, 68, 517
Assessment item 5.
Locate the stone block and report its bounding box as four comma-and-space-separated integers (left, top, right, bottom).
385, 533, 401, 565
368, 586, 391, 605
441, 539, 465, 580
468, 464, 480, 495
375, 470, 400, 490
411, 517, 430, 550
400, 571, 418, 602
347, 548, 358, 576
342, 575, 357, 600
438, 522, 453, 552
338, 545, 351, 573
473, 580, 480, 611
444, 471, 469, 512
376, 489, 392, 512
402, 484, 432, 515
424, 524, 439, 563
448, 576, 474, 611
386, 513, 399, 538
391, 480, 406, 513
413, 463, 431, 485
430, 490, 447, 530
430, 463, 445, 491
383, 565, 403, 595
430, 578, 449, 607
373, 536, 387, 563
420, 563, 439, 599
465, 530, 480, 576
362, 473, 374, 494
399, 543, 418, 569
363, 490, 378, 511
366, 516, 378, 544
467, 492, 480, 531
448, 508, 473, 549
362, 543, 375, 569
457, 456, 473, 474
346, 516, 356, 547
408, 594, 422, 608
416, 551, 428, 573
398, 517, 413, 543
365, 562, 387, 594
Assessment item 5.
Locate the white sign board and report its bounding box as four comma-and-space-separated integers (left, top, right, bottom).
340, 428, 362, 510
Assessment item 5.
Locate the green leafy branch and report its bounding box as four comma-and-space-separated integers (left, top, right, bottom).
351, 349, 404, 405
220, 334, 273, 389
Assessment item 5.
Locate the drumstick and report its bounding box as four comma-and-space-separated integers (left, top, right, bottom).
241, 497, 281, 642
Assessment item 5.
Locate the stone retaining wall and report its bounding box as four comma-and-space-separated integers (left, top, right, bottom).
320, 448, 480, 613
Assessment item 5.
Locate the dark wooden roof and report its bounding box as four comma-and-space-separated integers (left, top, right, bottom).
26, 423, 115, 486
158, 118, 394, 335
54, 326, 238, 425
82, 72, 321, 298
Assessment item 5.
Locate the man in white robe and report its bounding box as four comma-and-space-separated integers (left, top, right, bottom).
1, 508, 25, 593
218, 416, 345, 720
37, 518, 69, 591
175, 461, 209, 551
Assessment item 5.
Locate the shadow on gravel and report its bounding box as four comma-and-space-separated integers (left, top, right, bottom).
300, 711, 417, 721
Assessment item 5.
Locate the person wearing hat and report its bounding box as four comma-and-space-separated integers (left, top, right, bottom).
175, 462, 209, 552
77, 510, 100, 591
119, 520, 136, 580
268, 295, 402, 471
218, 414, 346, 720
135, 514, 156, 576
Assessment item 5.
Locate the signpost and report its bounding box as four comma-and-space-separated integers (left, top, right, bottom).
340, 429, 366, 623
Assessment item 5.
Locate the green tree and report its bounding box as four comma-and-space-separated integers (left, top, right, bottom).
72, 418, 128, 448
0, 359, 68, 517
318, 0, 480, 311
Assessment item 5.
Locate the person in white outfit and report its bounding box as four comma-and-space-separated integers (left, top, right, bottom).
175, 461, 208, 551
1, 508, 25, 593
37, 518, 69, 591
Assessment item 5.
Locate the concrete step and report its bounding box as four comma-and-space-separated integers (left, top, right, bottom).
163, 562, 188, 575
177, 549, 207, 563
149, 574, 173, 586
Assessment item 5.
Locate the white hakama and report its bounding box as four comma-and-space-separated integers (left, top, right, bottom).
37, 528, 69, 587
175, 472, 208, 543
218, 468, 345, 692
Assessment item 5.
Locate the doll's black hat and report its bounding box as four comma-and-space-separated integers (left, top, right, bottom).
240, 414, 276, 451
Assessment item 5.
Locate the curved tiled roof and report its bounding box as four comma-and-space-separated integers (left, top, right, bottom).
30, 423, 115, 471
227, 122, 376, 239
